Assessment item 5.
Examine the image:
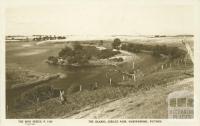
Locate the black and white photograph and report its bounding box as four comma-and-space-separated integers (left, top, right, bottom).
1, 0, 200, 125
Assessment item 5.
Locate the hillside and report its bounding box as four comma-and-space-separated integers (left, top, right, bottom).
67, 77, 193, 119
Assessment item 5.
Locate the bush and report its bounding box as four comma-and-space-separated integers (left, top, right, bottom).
57, 44, 90, 65
152, 45, 186, 59
97, 49, 120, 59
58, 46, 73, 58
121, 43, 142, 53
16, 85, 55, 108
48, 56, 58, 64
111, 58, 123, 62
121, 42, 186, 60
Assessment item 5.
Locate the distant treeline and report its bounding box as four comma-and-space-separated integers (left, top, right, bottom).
121, 43, 186, 60
33, 35, 66, 41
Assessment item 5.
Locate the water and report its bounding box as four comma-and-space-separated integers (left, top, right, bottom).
6, 41, 124, 109
6, 41, 159, 111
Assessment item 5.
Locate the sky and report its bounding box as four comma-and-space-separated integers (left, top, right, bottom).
4, 0, 195, 35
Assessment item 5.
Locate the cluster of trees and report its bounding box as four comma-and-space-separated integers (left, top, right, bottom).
154, 35, 166, 38
120, 41, 186, 60
152, 45, 186, 59
33, 35, 66, 41
48, 43, 121, 66
58, 44, 91, 65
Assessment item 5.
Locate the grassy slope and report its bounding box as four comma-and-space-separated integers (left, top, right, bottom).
68, 78, 193, 119
7, 64, 193, 118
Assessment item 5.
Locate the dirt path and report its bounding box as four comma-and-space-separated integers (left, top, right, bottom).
67, 78, 193, 119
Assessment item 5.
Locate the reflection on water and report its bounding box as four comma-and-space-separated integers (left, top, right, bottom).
15, 49, 48, 56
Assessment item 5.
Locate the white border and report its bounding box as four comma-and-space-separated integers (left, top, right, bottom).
1, 0, 200, 126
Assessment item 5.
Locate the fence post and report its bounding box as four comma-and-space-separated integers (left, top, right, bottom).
132, 74, 136, 81
184, 60, 187, 67
123, 75, 125, 81
177, 60, 179, 65
95, 82, 98, 89
132, 61, 135, 70
109, 78, 112, 85
80, 85, 82, 91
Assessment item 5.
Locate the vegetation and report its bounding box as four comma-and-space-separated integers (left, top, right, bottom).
112, 38, 121, 49
121, 43, 186, 60
47, 56, 58, 64
121, 43, 143, 53
99, 40, 104, 46
15, 85, 56, 108
48, 44, 121, 66
58, 46, 73, 58
50, 44, 90, 65
6, 66, 46, 88
33, 35, 66, 41
8, 64, 192, 118
152, 45, 186, 59
97, 49, 120, 59
111, 57, 124, 62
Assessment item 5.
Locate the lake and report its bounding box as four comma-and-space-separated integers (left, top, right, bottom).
6, 41, 129, 109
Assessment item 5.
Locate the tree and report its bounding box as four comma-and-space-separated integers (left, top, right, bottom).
66, 44, 90, 65
58, 46, 73, 58
112, 38, 121, 49
99, 40, 103, 46
73, 43, 83, 51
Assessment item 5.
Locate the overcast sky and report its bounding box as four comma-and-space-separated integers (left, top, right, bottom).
5, 0, 195, 35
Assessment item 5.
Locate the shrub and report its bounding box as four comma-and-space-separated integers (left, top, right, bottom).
97, 49, 120, 59
47, 56, 58, 64
58, 46, 73, 58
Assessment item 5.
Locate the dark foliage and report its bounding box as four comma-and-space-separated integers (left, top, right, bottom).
47, 56, 58, 64
97, 49, 120, 59
112, 38, 121, 49
121, 42, 186, 60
